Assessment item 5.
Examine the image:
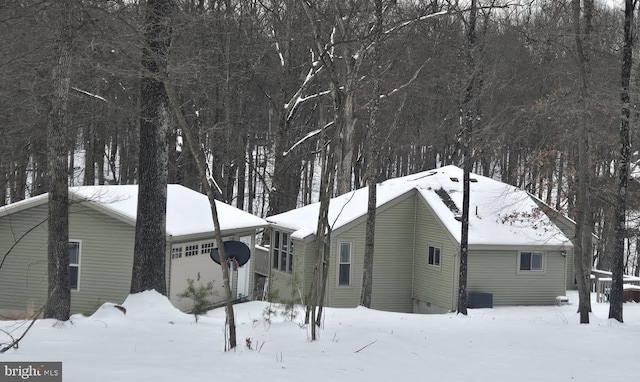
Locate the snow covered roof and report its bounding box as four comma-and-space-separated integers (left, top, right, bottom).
268, 165, 572, 247
0, 185, 267, 237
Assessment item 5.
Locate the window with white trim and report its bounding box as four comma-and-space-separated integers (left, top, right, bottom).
272, 230, 294, 274
171, 246, 183, 259
185, 244, 199, 257
519, 251, 543, 271
428, 245, 441, 267
68, 241, 80, 290
338, 242, 351, 286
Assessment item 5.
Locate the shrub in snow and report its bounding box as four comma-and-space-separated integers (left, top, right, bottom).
178, 279, 215, 323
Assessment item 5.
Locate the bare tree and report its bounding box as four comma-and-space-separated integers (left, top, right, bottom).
571, 0, 594, 324
360, 0, 385, 309
609, 0, 635, 323
165, 83, 238, 349
456, 0, 487, 315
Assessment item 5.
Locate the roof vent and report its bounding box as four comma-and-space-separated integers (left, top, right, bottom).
470, 178, 478, 183
412, 172, 437, 181
450, 177, 459, 182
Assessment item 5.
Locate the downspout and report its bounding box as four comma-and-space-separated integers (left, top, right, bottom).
268, 228, 273, 301
563, 248, 568, 294
411, 192, 417, 299
452, 245, 459, 311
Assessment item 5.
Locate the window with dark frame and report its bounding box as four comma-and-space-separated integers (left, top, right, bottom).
185, 244, 199, 257
200, 242, 215, 255
171, 246, 183, 259
520, 252, 543, 271
273, 230, 293, 274
428, 245, 441, 266
68, 241, 80, 290
338, 242, 351, 286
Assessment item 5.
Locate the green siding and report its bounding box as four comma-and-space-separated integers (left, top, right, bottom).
269, 232, 305, 305
564, 249, 574, 290
325, 193, 416, 312
0, 203, 137, 315
68, 204, 136, 313
302, 241, 316, 303
275, 190, 572, 314
0, 204, 49, 314
412, 198, 458, 311
530, 198, 576, 290
467, 250, 567, 305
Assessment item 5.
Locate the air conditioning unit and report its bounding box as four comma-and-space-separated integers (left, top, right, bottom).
468, 292, 493, 309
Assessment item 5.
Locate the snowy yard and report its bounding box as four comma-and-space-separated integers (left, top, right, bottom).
1, 290, 638, 382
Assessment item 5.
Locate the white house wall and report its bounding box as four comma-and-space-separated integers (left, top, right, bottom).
169, 235, 257, 311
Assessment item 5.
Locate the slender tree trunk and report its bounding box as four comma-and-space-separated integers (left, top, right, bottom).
360, 0, 384, 309
635, 237, 640, 277
571, 0, 594, 324
131, 0, 173, 295
44, 0, 73, 321
84, 124, 95, 185
555, 152, 564, 211
609, 0, 634, 323
337, 89, 356, 195
457, 0, 480, 316
315, 225, 331, 325
0, 160, 6, 206
237, 133, 247, 210
305, 123, 334, 339
166, 83, 237, 350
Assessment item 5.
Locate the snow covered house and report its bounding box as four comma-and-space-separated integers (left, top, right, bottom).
267, 165, 574, 313
0, 185, 267, 316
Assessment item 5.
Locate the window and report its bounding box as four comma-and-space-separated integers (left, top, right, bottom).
185, 244, 199, 257
338, 242, 351, 286
68, 241, 80, 290
171, 246, 183, 259
273, 231, 280, 269
201, 242, 215, 255
280, 233, 288, 272
272, 230, 294, 274
520, 252, 543, 271
428, 246, 441, 267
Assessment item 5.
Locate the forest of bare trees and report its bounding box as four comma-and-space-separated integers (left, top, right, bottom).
1, 0, 639, 280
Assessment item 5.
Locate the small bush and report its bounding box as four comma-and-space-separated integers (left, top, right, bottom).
178, 279, 215, 323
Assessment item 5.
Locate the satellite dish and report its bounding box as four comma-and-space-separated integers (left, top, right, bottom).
210, 240, 251, 267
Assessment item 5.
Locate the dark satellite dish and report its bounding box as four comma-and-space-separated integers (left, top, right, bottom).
210, 241, 251, 268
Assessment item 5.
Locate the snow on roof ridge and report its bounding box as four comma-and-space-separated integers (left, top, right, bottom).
269, 165, 571, 247
3, 184, 267, 237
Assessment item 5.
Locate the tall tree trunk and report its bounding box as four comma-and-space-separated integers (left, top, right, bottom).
44, 0, 74, 321
0, 160, 6, 206
83, 124, 95, 185
236, 133, 247, 210
609, 0, 634, 323
131, 0, 173, 295
457, 0, 480, 316
555, 152, 564, 211
306, 120, 337, 339
360, 0, 384, 309
571, 0, 594, 324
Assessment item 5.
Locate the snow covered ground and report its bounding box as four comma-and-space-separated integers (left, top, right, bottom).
1, 290, 638, 382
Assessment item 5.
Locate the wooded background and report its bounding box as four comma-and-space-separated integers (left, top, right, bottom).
1, 0, 637, 275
